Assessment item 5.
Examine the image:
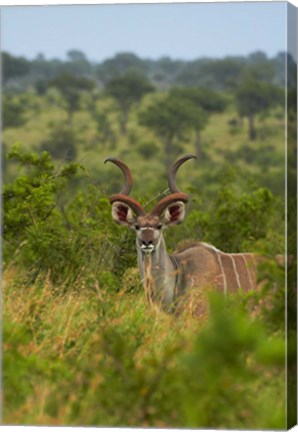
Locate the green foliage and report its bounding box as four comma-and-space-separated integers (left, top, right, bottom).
252, 259, 286, 333
49, 73, 96, 122
205, 185, 274, 250
4, 145, 70, 238
139, 92, 207, 164
3, 50, 293, 92
98, 52, 148, 84
98, 271, 119, 293
137, 140, 160, 159
106, 72, 154, 133
224, 142, 282, 167
167, 171, 280, 255
34, 78, 49, 96
170, 86, 227, 113
3, 320, 70, 417
106, 72, 154, 107
91, 110, 116, 149
140, 93, 205, 141
2, 51, 30, 83
235, 77, 283, 139
168, 87, 227, 158
236, 78, 282, 117
3, 146, 137, 287
3, 96, 27, 128
40, 123, 77, 160
180, 294, 285, 429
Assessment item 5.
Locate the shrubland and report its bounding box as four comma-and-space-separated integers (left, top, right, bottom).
2, 58, 295, 427
3, 144, 290, 428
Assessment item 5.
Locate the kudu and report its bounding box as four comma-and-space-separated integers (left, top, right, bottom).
105, 154, 258, 314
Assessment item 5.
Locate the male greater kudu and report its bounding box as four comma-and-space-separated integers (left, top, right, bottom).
105, 155, 258, 314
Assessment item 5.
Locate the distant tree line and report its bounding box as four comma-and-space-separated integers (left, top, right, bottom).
2, 49, 296, 93
3, 49, 295, 155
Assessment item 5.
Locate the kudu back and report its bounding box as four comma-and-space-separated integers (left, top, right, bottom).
105, 155, 258, 315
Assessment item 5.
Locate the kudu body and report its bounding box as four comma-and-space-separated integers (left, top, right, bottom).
105, 155, 258, 314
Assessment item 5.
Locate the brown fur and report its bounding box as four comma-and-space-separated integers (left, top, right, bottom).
174, 240, 201, 253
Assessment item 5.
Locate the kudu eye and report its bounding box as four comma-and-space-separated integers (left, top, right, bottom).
157, 224, 162, 230
135, 224, 140, 230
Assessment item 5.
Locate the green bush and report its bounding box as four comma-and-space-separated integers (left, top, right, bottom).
179, 294, 285, 429
137, 140, 160, 159
40, 124, 77, 161
3, 146, 137, 288
3, 96, 27, 128
167, 170, 280, 254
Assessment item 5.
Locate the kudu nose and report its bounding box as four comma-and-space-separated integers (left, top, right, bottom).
142, 239, 153, 247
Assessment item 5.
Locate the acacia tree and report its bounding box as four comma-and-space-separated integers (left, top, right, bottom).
235, 78, 282, 140
170, 87, 227, 157
105, 73, 154, 134
139, 93, 206, 166
50, 73, 95, 126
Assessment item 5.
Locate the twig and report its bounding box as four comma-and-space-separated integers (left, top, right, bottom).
143, 188, 170, 210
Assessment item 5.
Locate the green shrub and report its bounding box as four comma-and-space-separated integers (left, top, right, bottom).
137, 141, 160, 159
179, 294, 285, 429
3, 146, 137, 288
40, 124, 77, 161
3, 96, 27, 128
168, 171, 280, 254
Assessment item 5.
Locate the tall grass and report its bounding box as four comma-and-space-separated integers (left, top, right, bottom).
3, 265, 286, 428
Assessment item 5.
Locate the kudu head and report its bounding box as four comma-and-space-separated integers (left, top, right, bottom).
105, 154, 197, 254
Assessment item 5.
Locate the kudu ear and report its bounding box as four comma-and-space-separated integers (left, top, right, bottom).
111, 201, 136, 226
162, 201, 185, 226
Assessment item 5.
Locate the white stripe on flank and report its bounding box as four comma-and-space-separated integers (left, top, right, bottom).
242, 255, 253, 290
216, 251, 227, 295
230, 255, 241, 289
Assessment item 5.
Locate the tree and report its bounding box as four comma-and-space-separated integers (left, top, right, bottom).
40, 124, 77, 161
67, 50, 88, 63
3, 96, 27, 129
245, 51, 275, 83
64, 50, 92, 76
35, 79, 49, 96
139, 93, 206, 166
2, 52, 30, 84
199, 58, 245, 90
170, 87, 227, 157
49, 73, 95, 125
235, 78, 282, 140
97, 52, 147, 84
106, 73, 154, 134
91, 110, 116, 149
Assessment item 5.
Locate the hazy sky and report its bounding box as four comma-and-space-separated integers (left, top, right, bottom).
1, 2, 289, 62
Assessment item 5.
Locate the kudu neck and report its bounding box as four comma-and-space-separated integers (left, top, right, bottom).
137, 234, 177, 311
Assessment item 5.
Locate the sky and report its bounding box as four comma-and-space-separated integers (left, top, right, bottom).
1, 2, 292, 62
